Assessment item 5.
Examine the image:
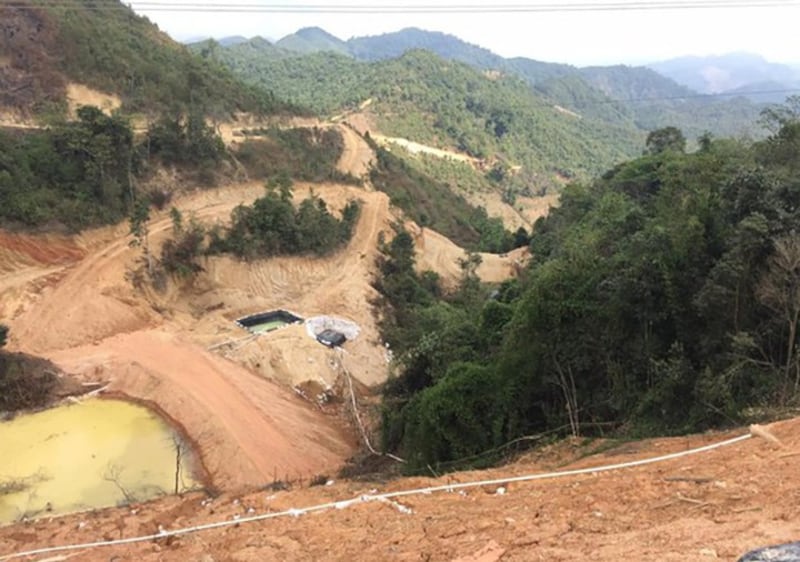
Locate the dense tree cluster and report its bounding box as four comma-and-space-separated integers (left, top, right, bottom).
0, 107, 136, 229
147, 178, 361, 278
0, 107, 231, 230
211, 178, 361, 259
147, 111, 226, 167
378, 101, 800, 472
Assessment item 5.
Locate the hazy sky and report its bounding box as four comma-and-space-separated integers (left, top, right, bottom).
131, 1, 800, 66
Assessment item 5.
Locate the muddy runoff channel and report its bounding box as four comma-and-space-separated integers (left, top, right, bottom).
0, 398, 200, 524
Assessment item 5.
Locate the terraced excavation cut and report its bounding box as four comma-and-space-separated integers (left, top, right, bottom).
0, 120, 528, 521
6, 2, 800, 559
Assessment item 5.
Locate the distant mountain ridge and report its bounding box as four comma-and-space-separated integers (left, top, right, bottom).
347, 27, 504, 68
191, 26, 767, 140
187, 27, 797, 109
275, 27, 349, 55
648, 52, 800, 103
218, 35, 249, 47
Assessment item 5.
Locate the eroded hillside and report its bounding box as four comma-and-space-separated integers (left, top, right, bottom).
0, 117, 530, 500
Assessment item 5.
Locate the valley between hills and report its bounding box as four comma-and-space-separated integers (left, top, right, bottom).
2, 2, 800, 560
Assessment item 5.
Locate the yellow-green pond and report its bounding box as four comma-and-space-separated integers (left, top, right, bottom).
0, 399, 199, 524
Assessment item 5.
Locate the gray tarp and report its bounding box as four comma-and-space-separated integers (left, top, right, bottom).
739, 542, 800, 561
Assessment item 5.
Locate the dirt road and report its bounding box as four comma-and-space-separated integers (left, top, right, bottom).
371, 133, 480, 166
0, 117, 532, 506
335, 124, 373, 179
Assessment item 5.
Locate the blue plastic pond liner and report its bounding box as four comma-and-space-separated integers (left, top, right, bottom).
738, 542, 800, 561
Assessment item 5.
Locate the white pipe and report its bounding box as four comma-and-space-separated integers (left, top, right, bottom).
0, 432, 753, 561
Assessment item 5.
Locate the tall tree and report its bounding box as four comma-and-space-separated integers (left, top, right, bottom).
129, 197, 153, 277
757, 233, 800, 399
645, 126, 686, 155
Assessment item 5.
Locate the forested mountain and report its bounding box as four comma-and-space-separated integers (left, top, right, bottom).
348, 27, 504, 68
578, 65, 694, 100
218, 36, 249, 47
195, 43, 644, 188
0, 0, 292, 116
195, 27, 767, 154
317, 27, 765, 135
505, 56, 574, 84
376, 100, 800, 472
276, 27, 349, 55
723, 81, 800, 104
195, 41, 360, 112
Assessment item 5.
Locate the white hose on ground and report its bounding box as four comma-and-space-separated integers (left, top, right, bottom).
335, 348, 406, 463
206, 333, 257, 351
0, 432, 753, 561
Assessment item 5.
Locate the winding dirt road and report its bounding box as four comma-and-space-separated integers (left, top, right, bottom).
1, 182, 366, 489
0, 121, 527, 496
335, 124, 373, 180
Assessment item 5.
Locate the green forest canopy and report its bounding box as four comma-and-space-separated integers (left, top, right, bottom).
376, 98, 800, 472
194, 45, 644, 190
0, 107, 228, 230
41, 0, 292, 115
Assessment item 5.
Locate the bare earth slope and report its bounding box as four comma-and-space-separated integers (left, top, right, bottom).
0, 122, 544, 552
410, 223, 529, 288
48, 330, 353, 491
0, 174, 524, 495
1, 418, 798, 561
1, 182, 371, 491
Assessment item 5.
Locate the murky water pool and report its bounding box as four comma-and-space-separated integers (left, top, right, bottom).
0, 398, 199, 524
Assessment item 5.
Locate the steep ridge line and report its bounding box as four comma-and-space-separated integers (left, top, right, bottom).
0, 432, 755, 561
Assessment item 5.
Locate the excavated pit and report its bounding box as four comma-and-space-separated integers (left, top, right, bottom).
235, 309, 303, 335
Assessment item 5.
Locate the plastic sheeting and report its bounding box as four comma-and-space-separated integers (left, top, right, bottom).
738, 543, 800, 562
305, 316, 360, 341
